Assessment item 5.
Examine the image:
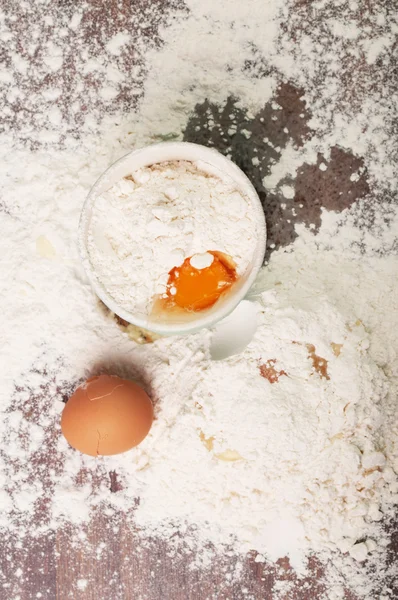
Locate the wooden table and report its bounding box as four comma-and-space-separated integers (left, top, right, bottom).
1, 0, 396, 598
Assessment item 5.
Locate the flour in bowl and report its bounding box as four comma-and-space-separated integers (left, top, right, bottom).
87, 160, 257, 316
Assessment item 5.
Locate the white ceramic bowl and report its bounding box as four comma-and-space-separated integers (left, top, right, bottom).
79, 142, 266, 335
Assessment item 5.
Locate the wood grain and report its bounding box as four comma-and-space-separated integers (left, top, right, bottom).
1, 0, 396, 598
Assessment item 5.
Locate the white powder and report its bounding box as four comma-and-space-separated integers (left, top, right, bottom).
105, 32, 130, 56
87, 160, 256, 315
190, 252, 214, 269
76, 579, 88, 591
1, 0, 398, 597
87, 229, 396, 579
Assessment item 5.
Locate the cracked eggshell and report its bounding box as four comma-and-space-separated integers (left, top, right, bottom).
210, 300, 258, 361
61, 375, 153, 456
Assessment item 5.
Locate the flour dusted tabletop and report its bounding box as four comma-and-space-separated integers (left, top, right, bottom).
1, 0, 397, 599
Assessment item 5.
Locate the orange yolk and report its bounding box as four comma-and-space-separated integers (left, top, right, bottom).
163, 251, 238, 312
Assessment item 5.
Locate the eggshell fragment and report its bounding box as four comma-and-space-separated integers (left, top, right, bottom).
61, 375, 153, 456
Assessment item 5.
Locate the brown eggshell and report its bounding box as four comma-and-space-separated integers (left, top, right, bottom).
61, 375, 154, 456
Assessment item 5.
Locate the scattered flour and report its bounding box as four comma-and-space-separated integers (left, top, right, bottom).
76, 579, 88, 591
0, 0, 397, 598
92, 229, 398, 580
87, 160, 256, 315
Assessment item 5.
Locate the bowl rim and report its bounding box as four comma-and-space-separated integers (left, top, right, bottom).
78, 141, 266, 335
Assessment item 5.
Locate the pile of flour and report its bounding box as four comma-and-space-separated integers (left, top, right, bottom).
45, 218, 398, 599
87, 160, 257, 315
73, 225, 398, 570
1, 0, 397, 597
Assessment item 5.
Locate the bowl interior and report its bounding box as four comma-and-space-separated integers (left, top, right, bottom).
79, 142, 266, 335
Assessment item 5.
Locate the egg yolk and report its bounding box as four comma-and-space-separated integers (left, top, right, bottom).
163, 251, 238, 312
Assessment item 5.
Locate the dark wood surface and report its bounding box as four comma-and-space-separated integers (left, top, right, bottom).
1, 0, 396, 598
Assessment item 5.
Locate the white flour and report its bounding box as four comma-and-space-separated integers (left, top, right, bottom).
87, 160, 256, 315
1, 0, 398, 598
96, 225, 395, 574
109, 241, 394, 572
